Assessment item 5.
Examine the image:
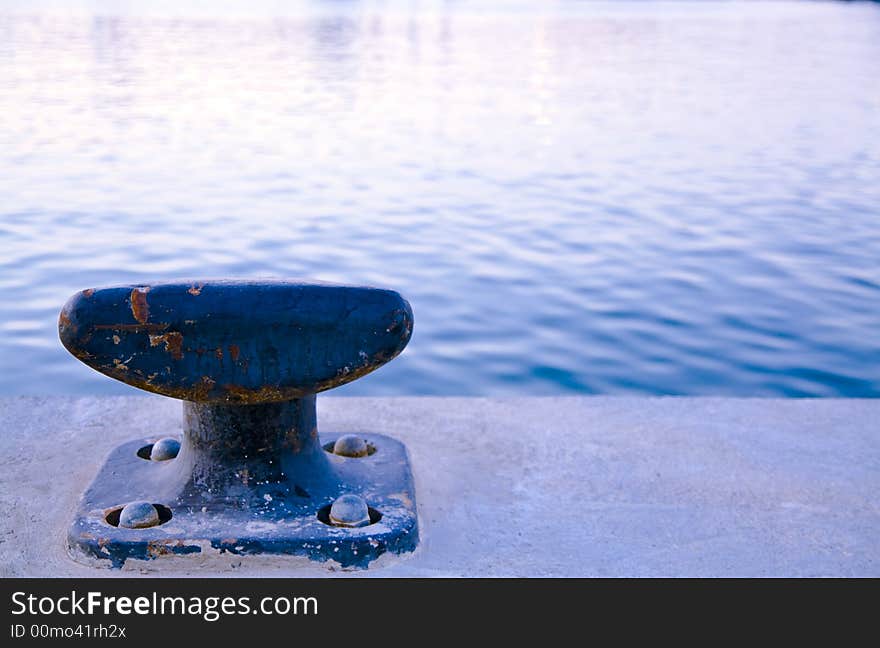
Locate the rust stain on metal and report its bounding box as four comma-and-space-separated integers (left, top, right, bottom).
124, 374, 216, 401
146, 540, 183, 558
221, 383, 306, 404
69, 349, 93, 361
146, 542, 167, 558
82, 288, 94, 298
193, 376, 216, 400
74, 368, 366, 403
228, 344, 240, 362
130, 287, 150, 324
149, 332, 184, 360
58, 309, 77, 335
94, 322, 168, 333
187, 284, 203, 296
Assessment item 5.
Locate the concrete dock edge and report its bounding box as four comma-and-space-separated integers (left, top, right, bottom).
1, 396, 877, 577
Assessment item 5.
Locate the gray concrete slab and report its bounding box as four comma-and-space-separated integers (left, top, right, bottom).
0, 396, 877, 577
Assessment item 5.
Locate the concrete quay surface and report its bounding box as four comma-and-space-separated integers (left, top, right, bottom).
0, 396, 877, 577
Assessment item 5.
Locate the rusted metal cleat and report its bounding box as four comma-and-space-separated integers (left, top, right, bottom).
59, 280, 417, 568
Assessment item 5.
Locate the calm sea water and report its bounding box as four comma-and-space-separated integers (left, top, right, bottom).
1, 1, 879, 397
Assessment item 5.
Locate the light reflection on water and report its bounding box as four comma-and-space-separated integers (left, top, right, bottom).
1, 1, 879, 397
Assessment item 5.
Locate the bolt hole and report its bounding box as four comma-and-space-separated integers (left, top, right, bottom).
316, 504, 382, 526
322, 440, 377, 456
104, 504, 173, 527
137, 438, 180, 461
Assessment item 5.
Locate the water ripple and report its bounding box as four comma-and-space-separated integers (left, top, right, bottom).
1, 2, 879, 397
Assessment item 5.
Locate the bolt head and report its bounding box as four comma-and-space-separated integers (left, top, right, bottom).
332, 435, 369, 458
118, 501, 160, 529
329, 494, 371, 528
150, 437, 181, 461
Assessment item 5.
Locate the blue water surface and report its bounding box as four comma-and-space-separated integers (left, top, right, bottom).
1, 1, 879, 397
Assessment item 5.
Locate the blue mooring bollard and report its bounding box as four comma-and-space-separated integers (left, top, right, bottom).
59, 280, 418, 568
